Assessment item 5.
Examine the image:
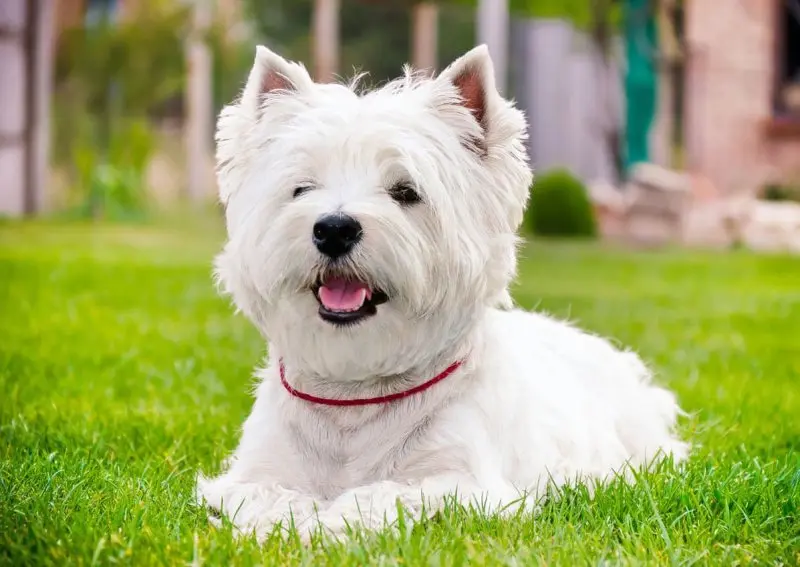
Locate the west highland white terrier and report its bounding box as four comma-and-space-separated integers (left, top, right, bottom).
197, 44, 689, 540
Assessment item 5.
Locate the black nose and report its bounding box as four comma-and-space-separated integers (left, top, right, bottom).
312, 213, 363, 258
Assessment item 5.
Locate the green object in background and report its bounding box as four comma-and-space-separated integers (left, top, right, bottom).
526, 169, 598, 238
623, 0, 658, 173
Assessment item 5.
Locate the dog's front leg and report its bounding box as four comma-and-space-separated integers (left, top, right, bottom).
197, 473, 323, 540
305, 474, 520, 538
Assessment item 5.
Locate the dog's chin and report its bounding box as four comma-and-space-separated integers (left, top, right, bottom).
311, 275, 389, 328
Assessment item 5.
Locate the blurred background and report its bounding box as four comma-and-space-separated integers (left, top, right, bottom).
1, 0, 799, 250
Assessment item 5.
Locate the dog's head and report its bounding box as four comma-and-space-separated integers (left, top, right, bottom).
215, 45, 532, 379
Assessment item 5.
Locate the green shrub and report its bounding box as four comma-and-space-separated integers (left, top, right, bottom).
525, 169, 598, 237
761, 183, 800, 203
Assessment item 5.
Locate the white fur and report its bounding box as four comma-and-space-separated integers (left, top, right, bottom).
197, 45, 689, 540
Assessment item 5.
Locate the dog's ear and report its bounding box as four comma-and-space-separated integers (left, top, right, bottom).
216, 47, 314, 205
240, 45, 313, 115
434, 45, 498, 155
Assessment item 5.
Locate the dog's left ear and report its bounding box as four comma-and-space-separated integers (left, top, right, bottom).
434, 45, 498, 155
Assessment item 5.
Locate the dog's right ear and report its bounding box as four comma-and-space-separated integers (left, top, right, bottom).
239, 46, 314, 116
216, 47, 314, 205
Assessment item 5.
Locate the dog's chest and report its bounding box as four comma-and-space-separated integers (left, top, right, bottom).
286, 408, 434, 499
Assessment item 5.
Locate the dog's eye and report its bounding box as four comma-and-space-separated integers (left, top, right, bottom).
292, 185, 314, 199
388, 182, 422, 205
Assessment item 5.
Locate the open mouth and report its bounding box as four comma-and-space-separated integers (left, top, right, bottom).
312, 276, 388, 325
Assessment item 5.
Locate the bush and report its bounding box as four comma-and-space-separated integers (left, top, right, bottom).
760, 183, 800, 203
525, 169, 598, 237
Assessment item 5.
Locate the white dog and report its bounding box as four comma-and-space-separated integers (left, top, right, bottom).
197, 44, 688, 540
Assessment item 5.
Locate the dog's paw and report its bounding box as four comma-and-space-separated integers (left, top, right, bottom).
305, 486, 427, 541
196, 473, 327, 542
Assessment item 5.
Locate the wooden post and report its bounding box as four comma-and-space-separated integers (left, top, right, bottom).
313, 0, 339, 82
185, 0, 214, 202
477, 0, 509, 94
29, 0, 55, 214
411, 2, 438, 73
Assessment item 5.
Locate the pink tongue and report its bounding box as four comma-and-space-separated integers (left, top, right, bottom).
319, 278, 372, 312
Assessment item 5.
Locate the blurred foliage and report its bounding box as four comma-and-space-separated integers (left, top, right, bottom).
525, 169, 598, 238
53, 0, 190, 219
206, 25, 254, 113
242, 0, 476, 87
68, 119, 155, 221
510, 0, 617, 28
49, 0, 635, 220
52, 0, 252, 219
240, 0, 625, 90
55, 0, 188, 126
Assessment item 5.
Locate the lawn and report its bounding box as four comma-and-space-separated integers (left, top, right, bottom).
1, 218, 799, 566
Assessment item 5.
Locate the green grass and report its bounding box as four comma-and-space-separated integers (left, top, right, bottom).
1, 218, 799, 565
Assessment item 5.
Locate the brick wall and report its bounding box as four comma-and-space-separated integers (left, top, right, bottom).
684, 0, 800, 196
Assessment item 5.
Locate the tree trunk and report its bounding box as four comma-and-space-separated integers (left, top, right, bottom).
411, 2, 438, 73
185, 0, 213, 203
28, 0, 54, 214
313, 0, 339, 82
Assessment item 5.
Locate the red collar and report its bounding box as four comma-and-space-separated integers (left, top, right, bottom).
279, 359, 463, 406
